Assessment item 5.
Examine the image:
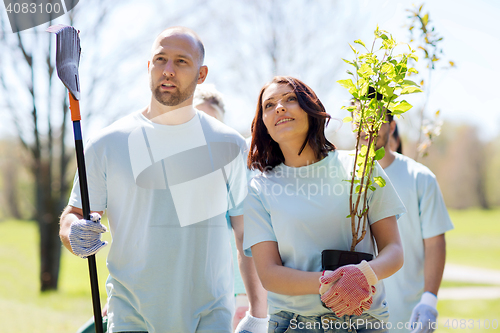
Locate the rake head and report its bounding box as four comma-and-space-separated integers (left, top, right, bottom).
47, 24, 81, 100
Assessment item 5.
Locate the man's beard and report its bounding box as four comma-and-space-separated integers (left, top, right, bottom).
152, 75, 198, 106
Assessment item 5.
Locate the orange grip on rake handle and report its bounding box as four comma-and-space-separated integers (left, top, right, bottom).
69, 92, 81, 121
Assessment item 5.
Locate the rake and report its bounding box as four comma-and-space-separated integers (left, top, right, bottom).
47, 24, 104, 333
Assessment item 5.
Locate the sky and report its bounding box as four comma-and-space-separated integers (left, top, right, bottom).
1, 0, 499, 142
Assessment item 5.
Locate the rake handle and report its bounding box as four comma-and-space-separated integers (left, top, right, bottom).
69, 92, 104, 333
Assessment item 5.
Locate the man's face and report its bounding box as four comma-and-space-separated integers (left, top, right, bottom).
352, 102, 392, 150
148, 32, 203, 107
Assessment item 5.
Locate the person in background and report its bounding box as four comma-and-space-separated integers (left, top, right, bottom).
194, 84, 269, 332
244, 76, 405, 332
389, 122, 402, 154
360, 109, 453, 333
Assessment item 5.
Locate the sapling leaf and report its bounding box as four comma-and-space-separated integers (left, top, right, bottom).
402, 79, 419, 86
381, 63, 395, 75
358, 64, 375, 77
337, 79, 355, 89
354, 39, 366, 48
401, 86, 423, 94
375, 147, 385, 160
343, 116, 353, 123
374, 176, 386, 187
392, 101, 413, 112
369, 186, 376, 191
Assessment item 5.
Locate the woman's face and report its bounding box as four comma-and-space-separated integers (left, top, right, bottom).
261, 83, 309, 146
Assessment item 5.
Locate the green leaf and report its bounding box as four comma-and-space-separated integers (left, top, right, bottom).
354, 39, 366, 48
374, 176, 386, 187
374, 147, 385, 160
360, 82, 369, 97
381, 63, 395, 75
357, 64, 375, 77
343, 116, 353, 123
346, 214, 352, 218
401, 86, 423, 94
337, 79, 356, 92
391, 101, 413, 113
402, 79, 419, 87
369, 186, 376, 191
349, 44, 358, 54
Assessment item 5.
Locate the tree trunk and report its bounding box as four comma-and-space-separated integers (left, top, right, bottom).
36, 160, 62, 291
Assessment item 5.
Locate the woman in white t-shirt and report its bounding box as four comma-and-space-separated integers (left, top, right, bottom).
243, 76, 406, 332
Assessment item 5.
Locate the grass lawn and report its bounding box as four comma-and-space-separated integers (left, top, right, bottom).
0, 218, 110, 333
446, 208, 500, 271
0, 208, 499, 332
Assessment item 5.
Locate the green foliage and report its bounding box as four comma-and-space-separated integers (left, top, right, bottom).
339, 27, 422, 251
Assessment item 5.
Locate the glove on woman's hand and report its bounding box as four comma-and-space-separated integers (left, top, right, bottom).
319, 260, 378, 317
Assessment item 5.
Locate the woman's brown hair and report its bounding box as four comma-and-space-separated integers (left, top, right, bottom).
248, 76, 335, 172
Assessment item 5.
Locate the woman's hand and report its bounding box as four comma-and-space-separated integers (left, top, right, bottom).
319, 260, 378, 316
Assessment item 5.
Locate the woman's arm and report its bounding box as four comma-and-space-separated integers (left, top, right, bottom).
367, 215, 404, 280
251, 241, 323, 296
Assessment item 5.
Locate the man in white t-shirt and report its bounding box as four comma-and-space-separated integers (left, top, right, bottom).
359, 112, 454, 333
60, 27, 266, 333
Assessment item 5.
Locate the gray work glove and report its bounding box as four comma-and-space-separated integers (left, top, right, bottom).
410, 292, 438, 333
69, 212, 108, 258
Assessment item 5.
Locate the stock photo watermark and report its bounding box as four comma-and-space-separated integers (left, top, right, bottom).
3, 0, 79, 32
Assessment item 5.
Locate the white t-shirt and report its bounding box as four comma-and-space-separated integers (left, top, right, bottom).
243, 150, 406, 321
69, 109, 248, 333
383, 153, 454, 331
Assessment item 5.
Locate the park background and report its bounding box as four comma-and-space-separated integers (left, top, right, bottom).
1, 0, 499, 331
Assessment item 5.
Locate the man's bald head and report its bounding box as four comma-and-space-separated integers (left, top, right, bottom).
151, 27, 205, 66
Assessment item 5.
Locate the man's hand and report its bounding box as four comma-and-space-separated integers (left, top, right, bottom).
234, 311, 269, 333
69, 212, 108, 258
410, 292, 438, 333
319, 260, 378, 317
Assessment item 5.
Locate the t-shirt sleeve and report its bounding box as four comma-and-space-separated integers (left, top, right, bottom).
227, 141, 249, 217
242, 178, 277, 257
68, 141, 108, 212
417, 170, 454, 238
367, 162, 407, 224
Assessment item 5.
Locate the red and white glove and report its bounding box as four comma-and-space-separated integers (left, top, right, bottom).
319, 260, 378, 317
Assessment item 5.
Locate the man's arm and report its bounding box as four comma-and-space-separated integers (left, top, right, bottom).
60, 205, 104, 256
230, 215, 268, 318
423, 233, 446, 295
